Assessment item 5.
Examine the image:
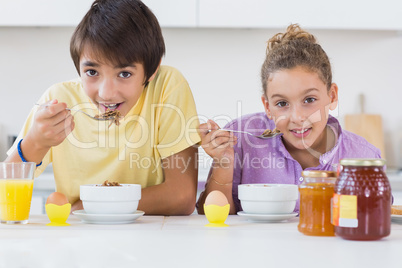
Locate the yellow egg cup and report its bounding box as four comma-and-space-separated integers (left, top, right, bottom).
204, 204, 230, 227
45, 203, 71, 226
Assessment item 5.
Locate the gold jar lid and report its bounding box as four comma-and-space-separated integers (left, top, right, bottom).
339, 158, 386, 167
301, 170, 337, 178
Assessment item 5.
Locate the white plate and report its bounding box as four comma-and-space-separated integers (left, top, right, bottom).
73, 210, 144, 224
237, 211, 298, 222
391, 214, 402, 224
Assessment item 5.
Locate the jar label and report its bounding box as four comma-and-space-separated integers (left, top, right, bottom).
332, 194, 358, 228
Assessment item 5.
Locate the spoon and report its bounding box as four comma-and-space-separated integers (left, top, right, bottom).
35, 103, 117, 121
219, 128, 282, 139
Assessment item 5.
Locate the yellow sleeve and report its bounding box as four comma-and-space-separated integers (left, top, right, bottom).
155, 70, 201, 159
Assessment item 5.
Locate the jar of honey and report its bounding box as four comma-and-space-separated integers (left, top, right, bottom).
298, 170, 336, 236
332, 158, 391, 240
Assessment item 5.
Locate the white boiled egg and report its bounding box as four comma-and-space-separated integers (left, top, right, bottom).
205, 190, 229, 207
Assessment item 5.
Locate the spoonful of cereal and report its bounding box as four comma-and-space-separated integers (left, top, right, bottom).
219, 128, 281, 139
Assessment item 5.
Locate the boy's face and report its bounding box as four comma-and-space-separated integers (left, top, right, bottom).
261, 66, 338, 153
79, 48, 156, 116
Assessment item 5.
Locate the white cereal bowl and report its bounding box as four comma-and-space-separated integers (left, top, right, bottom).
80, 184, 141, 214
238, 184, 298, 214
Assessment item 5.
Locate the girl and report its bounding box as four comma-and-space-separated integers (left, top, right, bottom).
197, 24, 381, 214
5, 0, 200, 215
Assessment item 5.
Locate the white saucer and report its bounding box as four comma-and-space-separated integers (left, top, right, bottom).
391, 214, 402, 224
237, 211, 298, 222
73, 210, 145, 224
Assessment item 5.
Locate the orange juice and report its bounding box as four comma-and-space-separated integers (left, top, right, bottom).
0, 179, 34, 222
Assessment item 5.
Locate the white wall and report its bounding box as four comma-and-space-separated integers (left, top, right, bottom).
1, 27, 402, 168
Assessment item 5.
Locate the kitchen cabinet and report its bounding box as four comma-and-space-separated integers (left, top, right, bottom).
198, 0, 402, 30
0, 0, 92, 27
0, 0, 197, 27
144, 0, 197, 27
1, 0, 401, 30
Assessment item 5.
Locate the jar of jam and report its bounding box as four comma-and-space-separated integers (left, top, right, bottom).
332, 158, 391, 240
298, 170, 336, 236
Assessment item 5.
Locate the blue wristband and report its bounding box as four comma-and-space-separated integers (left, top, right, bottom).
17, 139, 42, 167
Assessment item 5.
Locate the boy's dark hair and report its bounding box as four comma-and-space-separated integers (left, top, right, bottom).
70, 0, 165, 86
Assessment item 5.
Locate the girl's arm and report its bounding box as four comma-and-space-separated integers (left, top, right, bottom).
196, 120, 237, 215
196, 159, 236, 215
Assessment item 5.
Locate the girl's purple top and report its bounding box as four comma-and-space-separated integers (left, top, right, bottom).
217, 113, 381, 213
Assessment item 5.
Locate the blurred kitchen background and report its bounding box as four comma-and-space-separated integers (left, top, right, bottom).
1, 0, 402, 213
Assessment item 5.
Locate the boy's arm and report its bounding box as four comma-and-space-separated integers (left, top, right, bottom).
138, 146, 198, 215
71, 146, 199, 215
5, 137, 49, 165
4, 100, 74, 165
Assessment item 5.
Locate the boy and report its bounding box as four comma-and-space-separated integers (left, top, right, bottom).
6, 0, 200, 215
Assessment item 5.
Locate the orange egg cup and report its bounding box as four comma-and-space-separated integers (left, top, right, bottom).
45, 203, 71, 226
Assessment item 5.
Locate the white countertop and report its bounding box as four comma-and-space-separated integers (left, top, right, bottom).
1, 214, 402, 268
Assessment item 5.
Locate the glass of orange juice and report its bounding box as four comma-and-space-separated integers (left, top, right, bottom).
0, 162, 35, 224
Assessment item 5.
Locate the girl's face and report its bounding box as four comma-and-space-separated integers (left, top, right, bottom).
79, 47, 158, 116
261, 66, 338, 152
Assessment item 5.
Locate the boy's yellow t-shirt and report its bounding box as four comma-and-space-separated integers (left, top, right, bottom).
9, 66, 201, 204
